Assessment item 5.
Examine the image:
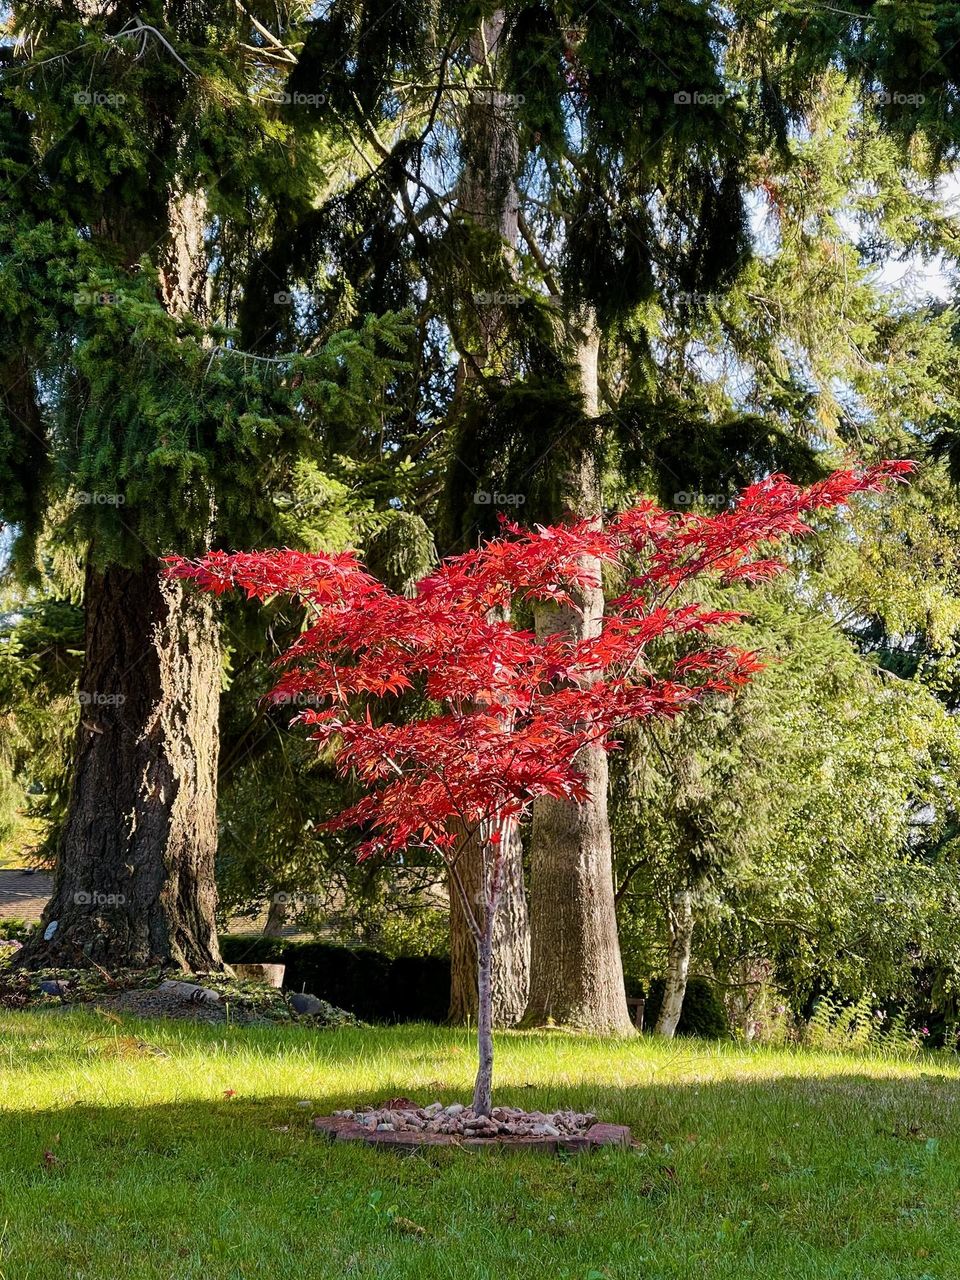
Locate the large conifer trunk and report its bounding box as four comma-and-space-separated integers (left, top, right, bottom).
522, 316, 633, 1033
524, 574, 632, 1033
447, 10, 529, 1025
21, 561, 222, 970
448, 820, 528, 1025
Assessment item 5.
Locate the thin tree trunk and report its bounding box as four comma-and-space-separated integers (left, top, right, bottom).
468, 828, 506, 1117
263, 893, 289, 938
523, 311, 633, 1034
448, 10, 529, 1025
449, 818, 528, 1025
654, 889, 695, 1037
19, 561, 222, 970
471, 909, 496, 1116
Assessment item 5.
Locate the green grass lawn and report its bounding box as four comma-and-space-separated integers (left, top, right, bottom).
1, 1012, 959, 1279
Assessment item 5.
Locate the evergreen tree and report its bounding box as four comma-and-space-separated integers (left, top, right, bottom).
258, 0, 862, 1030
0, 2, 407, 969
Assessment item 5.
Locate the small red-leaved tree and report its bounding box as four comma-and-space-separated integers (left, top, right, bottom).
167, 462, 908, 1115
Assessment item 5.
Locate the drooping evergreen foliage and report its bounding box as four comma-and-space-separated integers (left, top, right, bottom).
0, 3, 413, 572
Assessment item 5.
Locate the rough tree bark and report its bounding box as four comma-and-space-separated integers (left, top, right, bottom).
18, 107, 223, 969
654, 889, 695, 1037
522, 310, 634, 1033
447, 10, 529, 1026
21, 562, 221, 969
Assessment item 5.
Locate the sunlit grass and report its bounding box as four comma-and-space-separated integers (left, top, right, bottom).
2, 1011, 959, 1279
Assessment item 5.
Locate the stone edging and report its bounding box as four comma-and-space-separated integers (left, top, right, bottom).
314, 1115, 631, 1154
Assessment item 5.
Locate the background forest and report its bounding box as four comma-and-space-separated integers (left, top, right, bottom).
5, 0, 960, 1045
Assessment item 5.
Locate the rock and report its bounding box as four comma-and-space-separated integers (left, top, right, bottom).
156, 980, 221, 1005
289, 992, 323, 1016
39, 980, 67, 997
316, 1105, 630, 1154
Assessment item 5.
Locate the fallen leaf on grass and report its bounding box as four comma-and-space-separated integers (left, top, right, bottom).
390, 1217, 427, 1237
